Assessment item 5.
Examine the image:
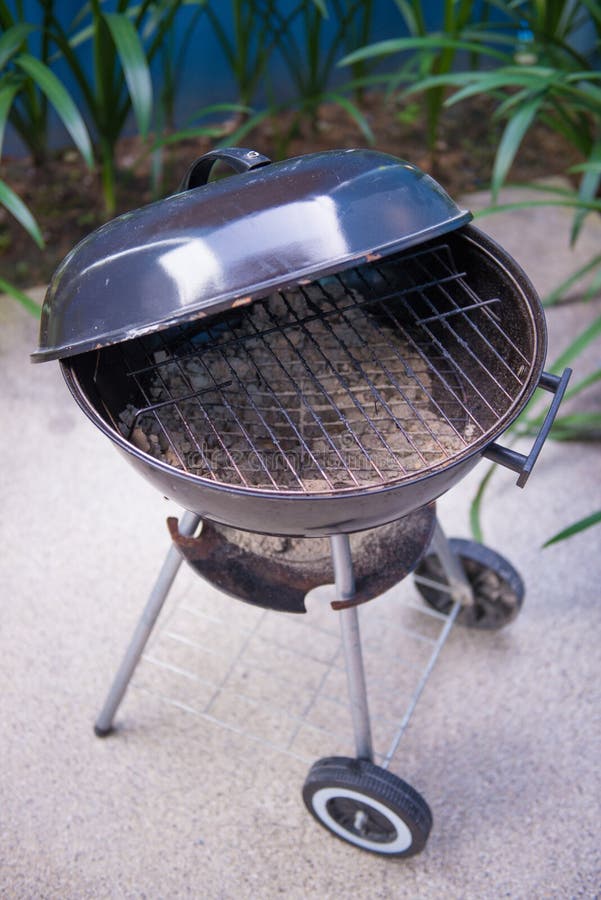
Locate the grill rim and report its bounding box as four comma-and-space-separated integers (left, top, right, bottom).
61, 225, 548, 504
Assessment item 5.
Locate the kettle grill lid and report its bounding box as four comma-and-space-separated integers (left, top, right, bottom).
32, 148, 472, 363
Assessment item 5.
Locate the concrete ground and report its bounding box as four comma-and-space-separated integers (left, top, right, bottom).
1, 186, 600, 899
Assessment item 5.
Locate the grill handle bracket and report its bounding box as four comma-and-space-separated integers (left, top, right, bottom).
482, 367, 572, 488
179, 147, 272, 191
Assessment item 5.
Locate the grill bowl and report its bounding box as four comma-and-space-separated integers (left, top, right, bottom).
62, 225, 547, 536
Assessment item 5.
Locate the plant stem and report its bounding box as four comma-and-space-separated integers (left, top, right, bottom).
100, 138, 116, 217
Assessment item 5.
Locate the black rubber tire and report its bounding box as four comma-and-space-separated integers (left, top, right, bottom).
302, 756, 432, 857
414, 538, 524, 629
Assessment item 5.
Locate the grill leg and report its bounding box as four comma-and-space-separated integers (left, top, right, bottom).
428, 519, 474, 607
330, 534, 374, 763
94, 510, 201, 736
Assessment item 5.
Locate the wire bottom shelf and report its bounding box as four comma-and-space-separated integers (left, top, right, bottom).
128, 566, 458, 767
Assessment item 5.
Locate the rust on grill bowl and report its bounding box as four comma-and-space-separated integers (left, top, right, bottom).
165, 505, 437, 612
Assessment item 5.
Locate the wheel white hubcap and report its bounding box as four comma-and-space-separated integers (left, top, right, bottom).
311, 786, 413, 854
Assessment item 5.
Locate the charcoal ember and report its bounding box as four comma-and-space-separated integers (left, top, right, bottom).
118, 403, 138, 436
164, 447, 182, 468
131, 426, 150, 453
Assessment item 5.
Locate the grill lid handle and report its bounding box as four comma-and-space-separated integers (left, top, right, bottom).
482, 367, 572, 487
179, 147, 272, 191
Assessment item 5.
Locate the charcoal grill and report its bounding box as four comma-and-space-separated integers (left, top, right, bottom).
33, 147, 570, 856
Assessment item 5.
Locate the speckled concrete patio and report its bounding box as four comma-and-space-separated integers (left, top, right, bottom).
1, 185, 599, 898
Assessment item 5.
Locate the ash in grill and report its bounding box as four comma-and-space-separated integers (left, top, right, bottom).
113, 240, 529, 494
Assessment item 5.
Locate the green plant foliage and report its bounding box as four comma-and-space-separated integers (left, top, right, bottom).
0, 275, 40, 315
103, 12, 153, 139
14, 52, 93, 166
265, 0, 376, 155
0, 177, 43, 246
468, 298, 601, 539
0, 7, 93, 166
150, 0, 206, 132
34, 1, 196, 214
405, 63, 601, 207
543, 509, 601, 546
202, 0, 299, 109
0, 18, 96, 316
340, 0, 510, 158
381, 2, 601, 545
203, 0, 377, 158
399, 0, 600, 207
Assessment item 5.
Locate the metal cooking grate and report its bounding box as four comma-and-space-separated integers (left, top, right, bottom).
116, 242, 531, 493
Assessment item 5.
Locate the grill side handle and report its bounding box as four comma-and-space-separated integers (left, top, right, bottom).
482, 368, 572, 487
178, 147, 272, 191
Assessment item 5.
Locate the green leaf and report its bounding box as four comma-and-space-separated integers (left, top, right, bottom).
474, 198, 601, 219
397, 67, 556, 105
525, 411, 601, 442
311, 0, 328, 17
551, 312, 601, 373
0, 79, 20, 156
469, 463, 497, 543
325, 91, 375, 143
491, 180, 577, 199
544, 252, 601, 306
494, 85, 539, 118
15, 53, 94, 167
563, 367, 601, 401
448, 67, 559, 106
393, 0, 425, 36
0, 178, 44, 247
341, 36, 508, 68
571, 141, 601, 245
543, 510, 601, 547
151, 103, 251, 149
402, 71, 489, 94
103, 11, 152, 138
179, 102, 251, 129
581, 262, 601, 303
461, 28, 519, 49
153, 124, 232, 147
492, 94, 544, 199
0, 23, 35, 69
569, 162, 601, 174
215, 108, 272, 149
0, 277, 41, 316
518, 368, 601, 437
64, 23, 95, 51
447, 71, 556, 106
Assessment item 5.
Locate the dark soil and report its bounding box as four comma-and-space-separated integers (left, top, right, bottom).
0, 92, 578, 289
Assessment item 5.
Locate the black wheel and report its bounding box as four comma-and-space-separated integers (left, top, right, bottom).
414, 538, 524, 629
302, 757, 432, 857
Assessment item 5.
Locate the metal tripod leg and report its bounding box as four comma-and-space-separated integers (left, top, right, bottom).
330, 533, 374, 762
427, 518, 474, 607
94, 510, 201, 736
380, 517, 474, 767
